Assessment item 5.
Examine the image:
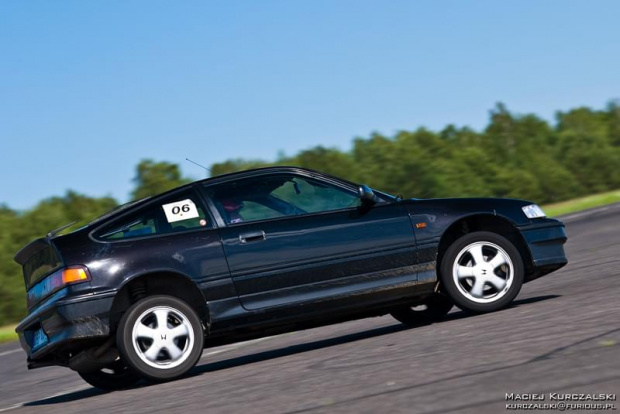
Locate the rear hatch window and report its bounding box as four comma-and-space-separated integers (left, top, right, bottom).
18, 241, 63, 289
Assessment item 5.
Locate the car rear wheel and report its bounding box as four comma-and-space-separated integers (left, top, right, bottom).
440, 231, 524, 313
390, 294, 454, 326
116, 295, 204, 382
78, 360, 141, 391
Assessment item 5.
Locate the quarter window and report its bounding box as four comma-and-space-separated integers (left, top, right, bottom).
97, 191, 211, 240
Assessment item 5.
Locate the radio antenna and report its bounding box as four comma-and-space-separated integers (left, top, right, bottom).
186, 158, 211, 177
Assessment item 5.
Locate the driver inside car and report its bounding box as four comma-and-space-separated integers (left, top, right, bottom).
220, 198, 245, 223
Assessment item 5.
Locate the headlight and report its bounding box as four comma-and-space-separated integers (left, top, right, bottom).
522, 204, 546, 219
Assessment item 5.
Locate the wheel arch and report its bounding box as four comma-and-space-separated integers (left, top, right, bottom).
109, 271, 209, 334
436, 214, 534, 286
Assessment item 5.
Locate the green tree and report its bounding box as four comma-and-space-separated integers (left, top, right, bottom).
210, 159, 270, 176
289, 146, 358, 180
0, 206, 22, 325
131, 160, 192, 200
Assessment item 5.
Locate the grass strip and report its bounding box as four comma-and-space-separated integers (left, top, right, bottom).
0, 325, 18, 344
542, 189, 620, 218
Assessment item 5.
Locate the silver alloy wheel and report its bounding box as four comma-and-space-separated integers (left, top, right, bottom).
131, 306, 195, 370
451, 241, 514, 304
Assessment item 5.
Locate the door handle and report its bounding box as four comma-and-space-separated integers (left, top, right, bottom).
239, 230, 266, 244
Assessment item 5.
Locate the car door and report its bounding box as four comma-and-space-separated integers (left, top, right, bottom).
202, 172, 419, 310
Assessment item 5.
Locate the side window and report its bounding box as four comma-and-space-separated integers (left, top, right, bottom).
237, 201, 284, 222
97, 191, 211, 240
271, 177, 361, 213
205, 175, 360, 225
205, 181, 284, 225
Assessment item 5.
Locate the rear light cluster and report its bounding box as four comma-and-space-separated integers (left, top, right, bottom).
27, 266, 91, 307
61, 267, 90, 284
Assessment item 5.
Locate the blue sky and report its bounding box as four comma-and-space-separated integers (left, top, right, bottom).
1, 1, 618, 210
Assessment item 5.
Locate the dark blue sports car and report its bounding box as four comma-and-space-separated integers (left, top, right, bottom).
14, 166, 567, 389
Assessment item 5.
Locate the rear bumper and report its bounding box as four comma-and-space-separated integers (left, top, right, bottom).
15, 292, 114, 367
518, 219, 568, 281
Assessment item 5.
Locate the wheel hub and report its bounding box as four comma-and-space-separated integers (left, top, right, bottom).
452, 241, 514, 304
131, 306, 194, 369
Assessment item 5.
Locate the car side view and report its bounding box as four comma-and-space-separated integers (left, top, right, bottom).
14, 167, 567, 390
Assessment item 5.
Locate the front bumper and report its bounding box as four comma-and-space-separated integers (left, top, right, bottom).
15, 291, 114, 367
518, 219, 568, 281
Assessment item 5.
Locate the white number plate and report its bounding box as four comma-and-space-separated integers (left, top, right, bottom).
162, 199, 200, 223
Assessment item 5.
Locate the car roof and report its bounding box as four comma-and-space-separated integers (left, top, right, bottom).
194, 166, 345, 186
172, 165, 360, 193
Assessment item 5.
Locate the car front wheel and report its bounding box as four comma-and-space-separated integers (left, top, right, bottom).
116, 295, 204, 382
440, 231, 524, 313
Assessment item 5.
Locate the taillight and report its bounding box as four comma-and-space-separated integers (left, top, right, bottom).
27, 265, 91, 306
61, 267, 90, 284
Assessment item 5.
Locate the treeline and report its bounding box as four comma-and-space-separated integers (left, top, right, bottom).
211, 103, 620, 202
1, 102, 619, 325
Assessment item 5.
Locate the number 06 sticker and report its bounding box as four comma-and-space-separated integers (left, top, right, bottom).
162, 199, 200, 223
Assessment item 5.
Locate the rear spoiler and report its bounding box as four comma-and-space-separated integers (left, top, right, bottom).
14, 218, 78, 265
14, 237, 53, 266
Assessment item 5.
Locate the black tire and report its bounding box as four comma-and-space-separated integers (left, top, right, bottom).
78, 360, 141, 391
390, 294, 454, 326
116, 295, 204, 382
440, 231, 524, 313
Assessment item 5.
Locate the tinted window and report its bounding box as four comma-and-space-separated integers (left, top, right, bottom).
23, 246, 63, 288
271, 177, 360, 213
98, 191, 211, 240
205, 175, 360, 225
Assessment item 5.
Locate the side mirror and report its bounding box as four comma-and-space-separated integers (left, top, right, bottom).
358, 185, 376, 204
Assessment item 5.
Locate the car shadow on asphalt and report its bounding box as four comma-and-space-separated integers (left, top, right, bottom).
441, 294, 561, 323
508, 294, 561, 308
24, 388, 108, 407
187, 294, 561, 377
24, 294, 560, 406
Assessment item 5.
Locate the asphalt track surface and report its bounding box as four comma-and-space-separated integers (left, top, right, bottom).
1, 204, 619, 413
